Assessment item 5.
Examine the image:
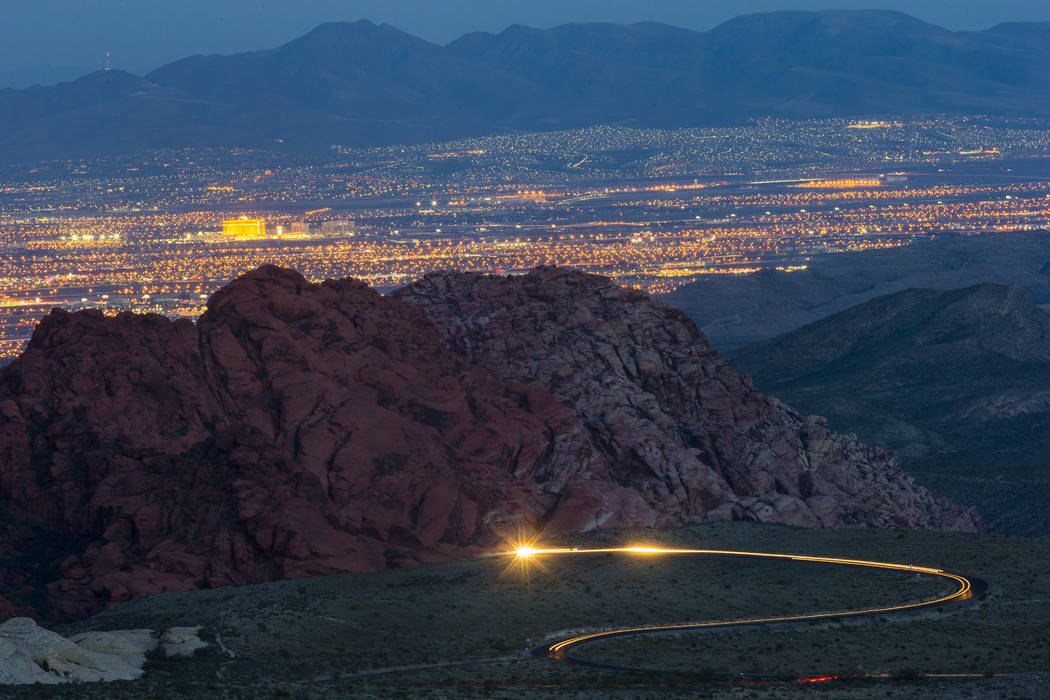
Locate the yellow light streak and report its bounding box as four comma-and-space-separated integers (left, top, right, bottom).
497, 545, 975, 656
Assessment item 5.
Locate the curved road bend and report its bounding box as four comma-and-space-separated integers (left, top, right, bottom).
522, 546, 986, 677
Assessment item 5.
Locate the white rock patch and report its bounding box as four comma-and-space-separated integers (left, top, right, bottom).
160, 626, 208, 657
0, 617, 206, 685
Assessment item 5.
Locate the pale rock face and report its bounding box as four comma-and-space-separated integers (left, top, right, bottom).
0, 266, 977, 623
0, 618, 143, 684
68, 628, 156, 663
0, 618, 207, 685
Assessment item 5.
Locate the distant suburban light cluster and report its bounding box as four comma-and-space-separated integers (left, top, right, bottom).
0, 115, 1048, 360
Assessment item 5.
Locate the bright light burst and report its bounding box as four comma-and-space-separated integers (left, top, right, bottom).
495, 523, 554, 581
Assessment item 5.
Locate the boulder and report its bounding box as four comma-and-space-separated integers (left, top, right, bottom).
159, 626, 208, 657
0, 617, 147, 684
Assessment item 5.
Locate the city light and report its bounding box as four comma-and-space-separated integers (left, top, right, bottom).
0, 117, 1048, 361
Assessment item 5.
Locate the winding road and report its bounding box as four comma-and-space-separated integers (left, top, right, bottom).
519, 546, 987, 678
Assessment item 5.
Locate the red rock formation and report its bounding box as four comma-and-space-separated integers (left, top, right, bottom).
0, 266, 977, 621
392, 267, 978, 533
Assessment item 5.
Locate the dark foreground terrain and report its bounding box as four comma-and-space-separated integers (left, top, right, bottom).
2, 522, 1047, 698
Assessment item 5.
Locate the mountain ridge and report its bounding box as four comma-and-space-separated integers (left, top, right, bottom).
1, 10, 1048, 161
662, 232, 1050, 350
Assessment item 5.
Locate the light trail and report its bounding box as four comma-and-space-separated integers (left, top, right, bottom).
509, 545, 983, 679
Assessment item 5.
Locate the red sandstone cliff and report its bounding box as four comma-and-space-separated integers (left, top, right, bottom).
393, 268, 977, 533
0, 266, 976, 621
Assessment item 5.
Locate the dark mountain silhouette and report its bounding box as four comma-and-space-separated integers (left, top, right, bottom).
662, 232, 1050, 350
0, 64, 92, 91
0, 70, 254, 156
1, 11, 1048, 160
145, 21, 528, 145
966, 21, 1050, 51
727, 283, 1050, 536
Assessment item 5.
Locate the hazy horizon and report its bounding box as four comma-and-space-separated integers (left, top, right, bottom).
2, 1, 1047, 89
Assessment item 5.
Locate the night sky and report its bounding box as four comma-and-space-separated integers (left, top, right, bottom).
2, 0, 1047, 87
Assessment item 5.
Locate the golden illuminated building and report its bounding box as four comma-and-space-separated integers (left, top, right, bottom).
222, 217, 266, 238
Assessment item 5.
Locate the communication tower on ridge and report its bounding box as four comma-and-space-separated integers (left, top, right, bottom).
104, 52, 111, 72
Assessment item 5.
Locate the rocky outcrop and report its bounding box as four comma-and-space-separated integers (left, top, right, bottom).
0, 266, 580, 620
157, 627, 208, 657
393, 267, 977, 533
0, 618, 204, 684
0, 265, 976, 622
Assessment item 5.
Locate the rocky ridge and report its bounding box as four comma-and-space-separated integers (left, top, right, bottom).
394, 268, 976, 533
0, 266, 976, 622
727, 283, 1050, 535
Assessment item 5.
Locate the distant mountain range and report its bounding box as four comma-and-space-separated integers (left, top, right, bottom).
1, 10, 1048, 161
727, 283, 1050, 537
0, 64, 93, 91
663, 232, 1050, 349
